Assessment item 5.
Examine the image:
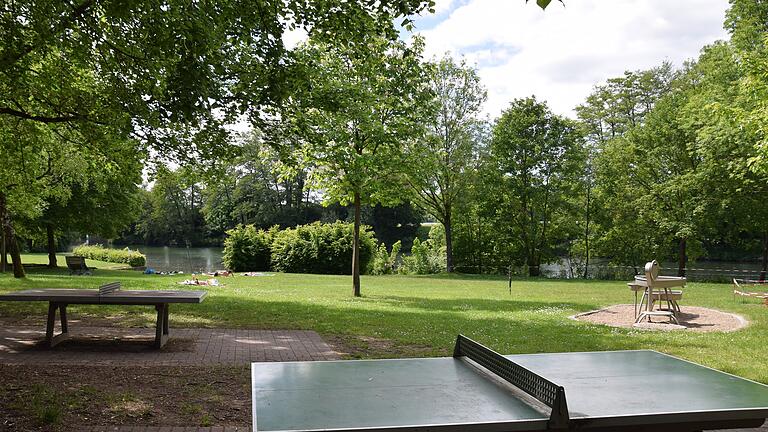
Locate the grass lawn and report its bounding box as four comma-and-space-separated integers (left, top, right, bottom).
2, 253, 767, 383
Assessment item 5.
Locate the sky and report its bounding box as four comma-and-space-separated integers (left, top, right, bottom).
407, 0, 731, 118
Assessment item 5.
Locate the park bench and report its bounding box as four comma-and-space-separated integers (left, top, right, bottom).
66, 255, 94, 275
0, 282, 207, 348
733, 278, 768, 306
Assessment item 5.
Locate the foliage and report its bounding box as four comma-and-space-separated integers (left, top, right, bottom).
222, 225, 278, 272
370, 241, 402, 275
399, 224, 446, 274
271, 222, 376, 275
486, 97, 585, 276
274, 36, 434, 295
406, 55, 487, 272
72, 244, 145, 267
201, 132, 322, 236
367, 204, 423, 252
0, 0, 434, 160
132, 166, 208, 246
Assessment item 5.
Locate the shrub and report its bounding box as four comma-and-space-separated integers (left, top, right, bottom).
72, 244, 146, 267
222, 225, 277, 271
271, 221, 376, 274
370, 241, 401, 275
399, 224, 446, 274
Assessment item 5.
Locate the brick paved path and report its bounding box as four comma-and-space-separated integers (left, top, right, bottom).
83, 428, 251, 431
0, 326, 338, 365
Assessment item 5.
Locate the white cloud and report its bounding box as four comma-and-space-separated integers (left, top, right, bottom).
413, 0, 730, 118
432, 0, 456, 14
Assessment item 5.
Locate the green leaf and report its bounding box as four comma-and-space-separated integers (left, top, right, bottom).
537, 0, 552, 9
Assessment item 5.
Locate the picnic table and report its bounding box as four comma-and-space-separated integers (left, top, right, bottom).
0, 282, 206, 348
630, 260, 686, 324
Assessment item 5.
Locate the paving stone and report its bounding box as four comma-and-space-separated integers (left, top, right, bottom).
0, 326, 338, 365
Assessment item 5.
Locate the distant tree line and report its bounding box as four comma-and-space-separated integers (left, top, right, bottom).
115, 145, 424, 252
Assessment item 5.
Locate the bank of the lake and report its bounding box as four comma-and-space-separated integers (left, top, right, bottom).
83, 244, 767, 281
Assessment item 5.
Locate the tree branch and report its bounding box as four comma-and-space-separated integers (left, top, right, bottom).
0, 107, 85, 123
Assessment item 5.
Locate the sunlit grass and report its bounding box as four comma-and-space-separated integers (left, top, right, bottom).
1, 253, 767, 383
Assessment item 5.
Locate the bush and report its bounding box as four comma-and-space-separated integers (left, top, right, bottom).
271, 221, 376, 274
399, 224, 446, 274
72, 244, 146, 267
222, 225, 277, 271
370, 241, 401, 275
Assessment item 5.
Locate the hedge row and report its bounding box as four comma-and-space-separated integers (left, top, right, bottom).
223, 222, 376, 274
72, 244, 146, 267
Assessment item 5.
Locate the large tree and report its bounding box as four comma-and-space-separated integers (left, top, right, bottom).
489, 97, 585, 277
38, 147, 143, 267
406, 55, 486, 273
723, 0, 768, 175
577, 65, 676, 271
596, 65, 716, 277
275, 37, 433, 296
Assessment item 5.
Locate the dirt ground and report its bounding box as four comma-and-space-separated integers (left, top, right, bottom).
574, 304, 748, 332
0, 365, 251, 431
325, 334, 438, 358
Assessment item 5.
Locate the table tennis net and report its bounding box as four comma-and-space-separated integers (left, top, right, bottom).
99, 282, 121, 295
453, 334, 569, 428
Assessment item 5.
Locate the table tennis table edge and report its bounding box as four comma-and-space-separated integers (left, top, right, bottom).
251, 350, 768, 432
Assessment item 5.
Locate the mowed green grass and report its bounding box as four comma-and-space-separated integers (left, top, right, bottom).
1, 253, 767, 383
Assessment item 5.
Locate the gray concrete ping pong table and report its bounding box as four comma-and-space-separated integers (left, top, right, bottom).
0, 282, 206, 348
252, 335, 768, 432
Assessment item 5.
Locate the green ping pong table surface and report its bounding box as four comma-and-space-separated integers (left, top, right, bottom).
251, 335, 768, 432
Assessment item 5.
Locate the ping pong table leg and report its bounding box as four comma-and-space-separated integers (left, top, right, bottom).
60, 304, 68, 333
163, 304, 169, 336
45, 302, 70, 348
154, 303, 169, 349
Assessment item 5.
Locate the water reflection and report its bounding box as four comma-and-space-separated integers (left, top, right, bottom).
126, 246, 223, 273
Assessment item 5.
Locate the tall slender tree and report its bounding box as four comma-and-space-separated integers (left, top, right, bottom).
275, 37, 433, 296
406, 55, 486, 272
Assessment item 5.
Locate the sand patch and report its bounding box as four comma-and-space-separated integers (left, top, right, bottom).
573, 304, 747, 332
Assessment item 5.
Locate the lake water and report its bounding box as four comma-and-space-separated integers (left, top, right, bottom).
111, 245, 765, 281
540, 258, 766, 282
119, 246, 224, 273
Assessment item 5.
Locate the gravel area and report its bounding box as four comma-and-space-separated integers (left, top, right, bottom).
574, 304, 748, 332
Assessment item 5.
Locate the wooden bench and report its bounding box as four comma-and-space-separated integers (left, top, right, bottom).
628, 283, 683, 319
66, 255, 94, 275
733, 278, 768, 306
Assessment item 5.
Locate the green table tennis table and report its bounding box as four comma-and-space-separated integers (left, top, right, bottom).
251, 335, 768, 432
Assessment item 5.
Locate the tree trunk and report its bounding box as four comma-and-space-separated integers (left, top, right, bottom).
761, 232, 768, 282
0, 193, 25, 278
0, 222, 6, 272
47, 223, 58, 268
677, 237, 686, 277
476, 212, 482, 274
352, 192, 361, 297
528, 255, 540, 277
444, 209, 454, 273
582, 181, 591, 279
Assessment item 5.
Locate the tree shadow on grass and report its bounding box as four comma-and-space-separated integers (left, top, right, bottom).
174, 295, 715, 357
366, 295, 595, 314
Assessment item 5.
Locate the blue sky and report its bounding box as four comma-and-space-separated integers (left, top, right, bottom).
405, 0, 730, 118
